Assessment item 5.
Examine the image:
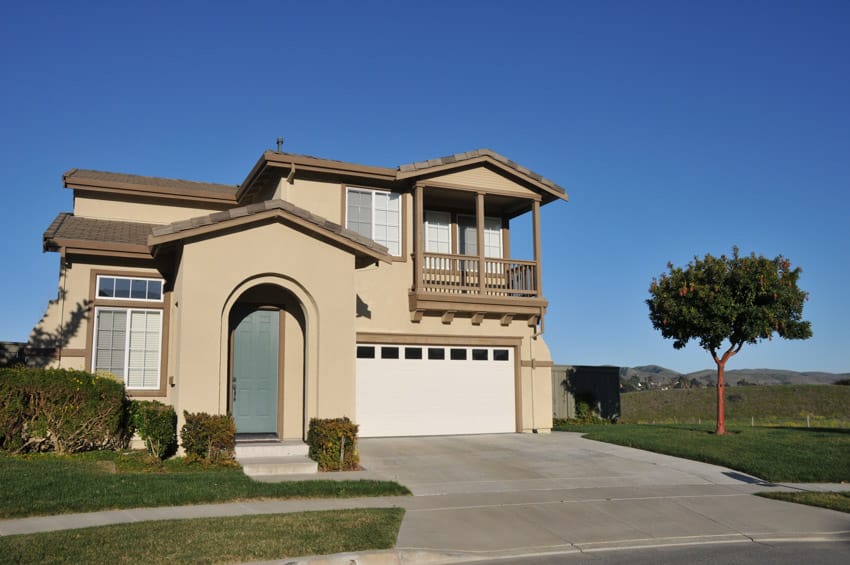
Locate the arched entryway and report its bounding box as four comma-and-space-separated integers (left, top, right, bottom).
228, 283, 306, 440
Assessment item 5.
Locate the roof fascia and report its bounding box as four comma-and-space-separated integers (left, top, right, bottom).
398, 155, 568, 203
236, 151, 398, 201
64, 175, 237, 205
46, 238, 152, 259
234, 153, 272, 201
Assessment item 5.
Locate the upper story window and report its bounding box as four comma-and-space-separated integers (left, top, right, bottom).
346, 187, 401, 256
97, 276, 163, 302
458, 215, 502, 258
425, 211, 451, 254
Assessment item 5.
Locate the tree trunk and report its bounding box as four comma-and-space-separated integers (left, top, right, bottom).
715, 361, 726, 435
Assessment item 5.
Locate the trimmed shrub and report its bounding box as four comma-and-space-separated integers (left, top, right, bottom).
307, 417, 359, 471
131, 400, 177, 460
180, 411, 235, 464
0, 367, 130, 453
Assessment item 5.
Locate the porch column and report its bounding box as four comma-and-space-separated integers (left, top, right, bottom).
476, 192, 486, 294
414, 183, 424, 292
532, 199, 542, 298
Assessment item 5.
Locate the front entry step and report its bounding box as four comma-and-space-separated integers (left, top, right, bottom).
235, 441, 317, 477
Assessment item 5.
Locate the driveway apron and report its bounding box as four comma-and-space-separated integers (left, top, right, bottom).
358, 433, 850, 556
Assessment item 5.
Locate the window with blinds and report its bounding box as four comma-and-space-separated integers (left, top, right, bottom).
346, 187, 401, 255
94, 308, 162, 389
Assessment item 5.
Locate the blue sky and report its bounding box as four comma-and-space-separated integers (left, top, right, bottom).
1, 1, 848, 374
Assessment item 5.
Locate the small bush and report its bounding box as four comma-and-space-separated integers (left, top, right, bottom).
0, 367, 130, 453
307, 417, 359, 471
559, 400, 611, 426
131, 400, 177, 460
180, 411, 235, 464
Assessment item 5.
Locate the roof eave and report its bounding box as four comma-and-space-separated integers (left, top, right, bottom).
44, 237, 153, 259
63, 172, 238, 205
236, 151, 399, 202
397, 154, 568, 203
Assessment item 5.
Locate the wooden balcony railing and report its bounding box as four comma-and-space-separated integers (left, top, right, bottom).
419, 252, 538, 297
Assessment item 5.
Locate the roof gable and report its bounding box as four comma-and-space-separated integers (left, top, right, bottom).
397, 149, 568, 202
148, 199, 391, 267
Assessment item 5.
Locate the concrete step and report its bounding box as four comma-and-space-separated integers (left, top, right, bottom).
235, 441, 309, 459
239, 455, 318, 476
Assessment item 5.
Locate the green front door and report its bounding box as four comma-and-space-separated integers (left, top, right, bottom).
233, 309, 279, 435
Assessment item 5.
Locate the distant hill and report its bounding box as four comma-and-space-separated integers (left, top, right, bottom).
620, 365, 850, 387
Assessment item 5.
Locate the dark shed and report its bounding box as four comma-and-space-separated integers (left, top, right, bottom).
552, 365, 621, 421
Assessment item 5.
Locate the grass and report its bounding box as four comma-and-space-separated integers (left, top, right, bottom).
756, 492, 850, 514
0, 450, 410, 519
554, 423, 850, 483
0, 508, 405, 564
620, 385, 850, 427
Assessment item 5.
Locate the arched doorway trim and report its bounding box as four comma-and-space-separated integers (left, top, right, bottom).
218, 273, 318, 440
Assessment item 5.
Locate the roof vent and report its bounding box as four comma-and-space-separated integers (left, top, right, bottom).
276, 137, 284, 152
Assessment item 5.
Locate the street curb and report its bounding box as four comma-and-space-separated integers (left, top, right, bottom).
271, 531, 850, 565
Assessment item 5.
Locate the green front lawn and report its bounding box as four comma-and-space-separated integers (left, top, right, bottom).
757, 491, 850, 514
555, 423, 850, 483
0, 508, 405, 564
0, 451, 410, 519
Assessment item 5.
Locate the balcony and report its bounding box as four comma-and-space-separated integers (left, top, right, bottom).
409, 183, 547, 323
420, 253, 538, 297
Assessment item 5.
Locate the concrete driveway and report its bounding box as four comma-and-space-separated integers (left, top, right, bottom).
358, 432, 850, 559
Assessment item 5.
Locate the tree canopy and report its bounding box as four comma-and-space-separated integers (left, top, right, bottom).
646, 247, 812, 433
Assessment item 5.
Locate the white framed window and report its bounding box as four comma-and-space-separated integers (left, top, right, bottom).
458, 215, 503, 258
97, 276, 163, 302
345, 188, 401, 255
93, 307, 162, 390
425, 210, 451, 254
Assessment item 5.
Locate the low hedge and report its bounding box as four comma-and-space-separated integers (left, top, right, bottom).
0, 367, 130, 453
307, 417, 359, 471
131, 400, 177, 460
180, 412, 235, 464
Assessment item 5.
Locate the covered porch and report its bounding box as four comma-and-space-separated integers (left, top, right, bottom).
409, 180, 547, 323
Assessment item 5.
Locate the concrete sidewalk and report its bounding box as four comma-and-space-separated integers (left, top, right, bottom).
2, 433, 849, 564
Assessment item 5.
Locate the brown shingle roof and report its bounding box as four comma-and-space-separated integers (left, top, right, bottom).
43, 213, 159, 249
398, 148, 566, 195
64, 169, 238, 200
149, 199, 391, 260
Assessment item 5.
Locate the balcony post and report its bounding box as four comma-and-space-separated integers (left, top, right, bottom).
532, 199, 542, 297
414, 183, 424, 292
476, 191, 486, 294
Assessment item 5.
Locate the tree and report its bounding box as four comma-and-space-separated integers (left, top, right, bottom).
646, 247, 812, 434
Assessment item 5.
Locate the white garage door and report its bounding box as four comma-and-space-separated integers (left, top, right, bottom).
355, 344, 516, 437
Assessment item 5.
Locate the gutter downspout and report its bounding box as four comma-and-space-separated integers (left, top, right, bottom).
529, 314, 544, 433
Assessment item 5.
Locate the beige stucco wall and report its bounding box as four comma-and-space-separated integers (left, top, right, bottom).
31, 257, 92, 352
32, 259, 161, 355
170, 221, 358, 436
275, 178, 343, 224
74, 194, 227, 224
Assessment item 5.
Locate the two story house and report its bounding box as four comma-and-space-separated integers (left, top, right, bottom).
35, 148, 567, 441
